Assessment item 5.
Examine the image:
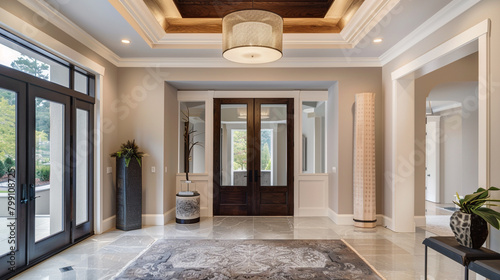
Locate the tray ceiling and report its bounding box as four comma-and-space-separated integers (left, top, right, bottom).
144, 0, 363, 33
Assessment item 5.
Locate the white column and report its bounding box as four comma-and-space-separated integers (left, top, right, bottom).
391, 79, 416, 232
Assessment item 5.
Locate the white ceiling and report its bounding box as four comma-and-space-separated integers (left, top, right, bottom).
35, 0, 453, 62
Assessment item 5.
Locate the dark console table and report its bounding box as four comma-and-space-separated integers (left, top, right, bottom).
423, 236, 500, 280
469, 259, 500, 280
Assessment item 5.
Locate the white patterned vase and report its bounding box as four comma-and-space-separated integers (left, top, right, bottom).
176, 194, 200, 224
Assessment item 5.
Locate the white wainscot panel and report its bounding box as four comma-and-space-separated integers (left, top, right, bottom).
297, 175, 328, 216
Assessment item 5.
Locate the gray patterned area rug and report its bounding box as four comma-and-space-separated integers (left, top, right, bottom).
114, 239, 384, 280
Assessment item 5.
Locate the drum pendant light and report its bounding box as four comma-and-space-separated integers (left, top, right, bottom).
222, 8, 283, 64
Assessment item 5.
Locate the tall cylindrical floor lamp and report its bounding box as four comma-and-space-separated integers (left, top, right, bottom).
353, 92, 377, 228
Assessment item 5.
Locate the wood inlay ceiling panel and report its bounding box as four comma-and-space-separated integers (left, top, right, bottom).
144, 0, 363, 33
173, 0, 335, 18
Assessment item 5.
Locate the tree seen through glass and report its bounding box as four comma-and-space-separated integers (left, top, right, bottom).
231, 129, 272, 171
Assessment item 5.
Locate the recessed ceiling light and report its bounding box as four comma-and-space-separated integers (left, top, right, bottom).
373, 38, 383, 43
121, 39, 131, 44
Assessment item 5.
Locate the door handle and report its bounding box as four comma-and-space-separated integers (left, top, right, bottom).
255, 170, 260, 182
20, 184, 28, 204
29, 184, 40, 201
247, 170, 253, 183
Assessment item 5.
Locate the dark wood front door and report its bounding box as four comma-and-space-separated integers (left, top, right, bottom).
214, 98, 294, 216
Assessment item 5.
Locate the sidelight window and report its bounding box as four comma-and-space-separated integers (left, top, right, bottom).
301, 101, 326, 173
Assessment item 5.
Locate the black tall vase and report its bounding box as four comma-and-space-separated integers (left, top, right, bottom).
116, 157, 142, 231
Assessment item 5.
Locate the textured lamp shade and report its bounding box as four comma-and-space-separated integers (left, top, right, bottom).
223, 10, 283, 64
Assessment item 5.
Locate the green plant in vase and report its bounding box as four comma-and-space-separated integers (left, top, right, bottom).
110, 139, 146, 231
450, 187, 500, 248
110, 139, 146, 167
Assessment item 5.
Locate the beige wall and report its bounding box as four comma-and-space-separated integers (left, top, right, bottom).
414, 53, 478, 215
114, 67, 383, 216
115, 67, 168, 215
382, 0, 500, 248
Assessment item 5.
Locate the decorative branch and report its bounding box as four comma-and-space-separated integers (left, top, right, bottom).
182, 105, 204, 181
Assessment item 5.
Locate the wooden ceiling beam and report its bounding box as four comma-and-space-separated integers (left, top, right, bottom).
164, 18, 340, 33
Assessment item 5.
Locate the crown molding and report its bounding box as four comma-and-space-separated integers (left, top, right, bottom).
110, 0, 164, 47
340, 0, 400, 45
116, 57, 382, 68
0, 6, 105, 75
115, 0, 399, 49
13, 0, 481, 68
18, 0, 121, 66
379, 0, 482, 65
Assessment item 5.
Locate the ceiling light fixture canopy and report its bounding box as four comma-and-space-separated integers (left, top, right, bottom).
222, 9, 283, 64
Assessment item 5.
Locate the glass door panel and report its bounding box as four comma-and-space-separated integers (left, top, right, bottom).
75, 109, 89, 225
260, 104, 287, 187
34, 98, 65, 242
220, 104, 248, 187
0, 89, 17, 255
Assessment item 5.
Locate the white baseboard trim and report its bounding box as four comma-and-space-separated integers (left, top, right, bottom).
142, 209, 177, 226
101, 215, 116, 233
381, 215, 393, 230
414, 216, 426, 227
327, 209, 354, 225
200, 207, 210, 217
142, 214, 165, 226
297, 208, 328, 217
164, 208, 176, 223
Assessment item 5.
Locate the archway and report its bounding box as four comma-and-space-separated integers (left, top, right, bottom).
390, 20, 489, 232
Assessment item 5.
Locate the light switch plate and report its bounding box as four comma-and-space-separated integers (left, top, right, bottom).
107, 167, 112, 174
151, 166, 156, 173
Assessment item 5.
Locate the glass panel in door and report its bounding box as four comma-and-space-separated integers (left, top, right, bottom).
34, 98, 64, 242
75, 109, 89, 225
260, 104, 287, 186
0, 89, 17, 256
221, 104, 248, 187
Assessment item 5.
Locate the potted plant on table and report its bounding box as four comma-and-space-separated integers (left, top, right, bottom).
450, 187, 500, 248
111, 139, 146, 231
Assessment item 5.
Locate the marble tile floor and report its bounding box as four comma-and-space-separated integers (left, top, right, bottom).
420, 201, 455, 236
12, 216, 478, 280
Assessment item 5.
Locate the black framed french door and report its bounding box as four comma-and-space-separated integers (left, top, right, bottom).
0, 70, 94, 279
27, 85, 72, 261
214, 98, 294, 216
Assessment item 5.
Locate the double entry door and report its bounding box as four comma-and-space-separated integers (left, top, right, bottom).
0, 75, 93, 278
214, 98, 294, 216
